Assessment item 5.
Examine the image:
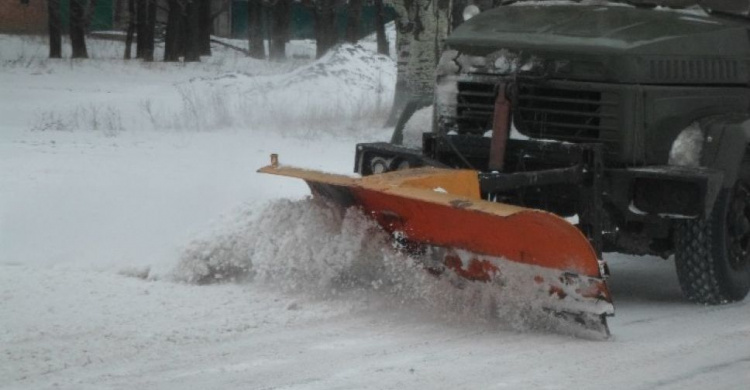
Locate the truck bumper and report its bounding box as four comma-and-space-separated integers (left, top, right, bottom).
608, 166, 724, 219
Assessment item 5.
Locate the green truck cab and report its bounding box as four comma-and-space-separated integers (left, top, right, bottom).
356, 3, 750, 304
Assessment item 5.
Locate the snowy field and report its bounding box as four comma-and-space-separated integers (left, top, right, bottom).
2, 33, 750, 390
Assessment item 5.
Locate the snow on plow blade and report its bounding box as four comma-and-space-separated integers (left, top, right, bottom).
259, 157, 614, 337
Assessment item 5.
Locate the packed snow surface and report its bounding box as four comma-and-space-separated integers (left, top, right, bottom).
2, 34, 750, 390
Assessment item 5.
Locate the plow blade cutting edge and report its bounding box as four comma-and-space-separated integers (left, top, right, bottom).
259, 158, 614, 337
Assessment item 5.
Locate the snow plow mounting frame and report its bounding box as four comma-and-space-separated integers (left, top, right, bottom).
355, 137, 605, 257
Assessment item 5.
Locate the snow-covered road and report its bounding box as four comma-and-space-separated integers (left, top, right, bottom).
3, 227, 749, 389
1, 34, 749, 390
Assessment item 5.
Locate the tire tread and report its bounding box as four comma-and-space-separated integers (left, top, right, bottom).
674, 217, 728, 304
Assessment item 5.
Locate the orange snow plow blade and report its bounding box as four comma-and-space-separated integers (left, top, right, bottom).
259, 157, 614, 337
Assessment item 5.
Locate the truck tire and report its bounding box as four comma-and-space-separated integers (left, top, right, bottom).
674, 182, 750, 304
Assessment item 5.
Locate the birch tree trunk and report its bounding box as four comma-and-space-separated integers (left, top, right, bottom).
386, 0, 451, 125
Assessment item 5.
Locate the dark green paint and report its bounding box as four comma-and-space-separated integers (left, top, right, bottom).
448, 5, 750, 55
59, 0, 114, 31
441, 5, 750, 183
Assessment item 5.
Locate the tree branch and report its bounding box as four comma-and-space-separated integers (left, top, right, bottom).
210, 38, 250, 55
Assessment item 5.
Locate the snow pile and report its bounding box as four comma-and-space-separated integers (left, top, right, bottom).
172, 43, 395, 136
175, 198, 602, 337
402, 105, 433, 148
174, 198, 395, 290
272, 44, 394, 93
173, 230, 256, 285
359, 21, 398, 60
3, 35, 394, 137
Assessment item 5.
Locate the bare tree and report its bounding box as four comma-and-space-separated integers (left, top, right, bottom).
135, 0, 146, 57
164, 0, 211, 62
145, 0, 157, 60
135, 0, 157, 61
314, 0, 336, 58
374, 0, 389, 56
198, 0, 212, 56
345, 0, 363, 43
124, 0, 136, 59
269, 0, 291, 60
48, 0, 62, 58
164, 0, 185, 61
114, 0, 125, 25
184, 0, 201, 61
248, 0, 265, 58
70, 0, 89, 58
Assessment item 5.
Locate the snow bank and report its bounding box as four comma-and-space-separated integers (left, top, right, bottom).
2, 34, 395, 138
402, 106, 433, 148
174, 198, 394, 290
173, 44, 395, 136
0, 34, 313, 71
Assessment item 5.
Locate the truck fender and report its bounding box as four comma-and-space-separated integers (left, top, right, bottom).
699, 114, 750, 188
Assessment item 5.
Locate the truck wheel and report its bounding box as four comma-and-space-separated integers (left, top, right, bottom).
674, 182, 750, 304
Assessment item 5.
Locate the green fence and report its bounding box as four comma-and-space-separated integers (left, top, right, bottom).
231, 1, 396, 40
54, 0, 391, 38
59, 0, 114, 31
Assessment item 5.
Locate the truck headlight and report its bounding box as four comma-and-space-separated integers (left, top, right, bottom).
463, 5, 480, 21
669, 122, 703, 168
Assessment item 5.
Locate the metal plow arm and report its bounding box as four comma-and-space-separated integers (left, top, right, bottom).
259, 161, 614, 338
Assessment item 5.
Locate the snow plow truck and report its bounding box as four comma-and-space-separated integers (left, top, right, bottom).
261, 2, 750, 337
